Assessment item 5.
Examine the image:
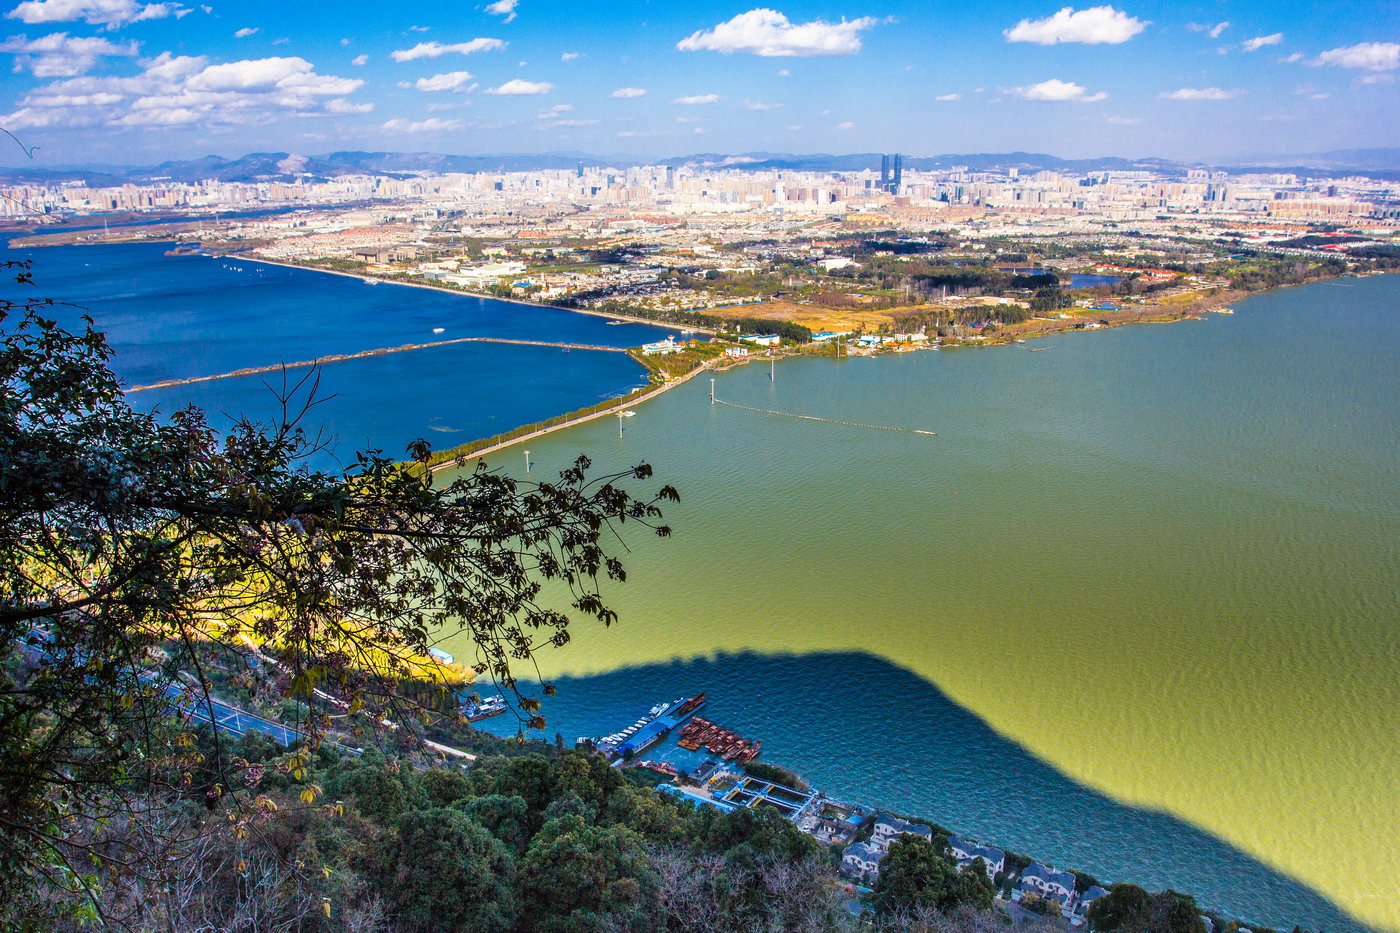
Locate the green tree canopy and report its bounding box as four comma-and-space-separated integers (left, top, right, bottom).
518, 814, 658, 932
872, 836, 996, 919
385, 808, 516, 932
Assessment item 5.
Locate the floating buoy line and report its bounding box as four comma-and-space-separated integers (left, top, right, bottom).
711, 397, 936, 436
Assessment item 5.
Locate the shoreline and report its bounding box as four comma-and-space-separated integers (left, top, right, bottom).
424, 272, 1354, 466
428, 355, 723, 471
238, 255, 717, 335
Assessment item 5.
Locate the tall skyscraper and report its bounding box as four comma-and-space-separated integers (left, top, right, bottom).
576, 160, 584, 178
878, 154, 902, 193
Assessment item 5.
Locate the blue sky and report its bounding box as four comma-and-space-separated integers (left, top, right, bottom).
1, 0, 1397, 166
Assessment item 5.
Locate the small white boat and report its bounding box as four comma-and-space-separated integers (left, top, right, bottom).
433, 327, 445, 334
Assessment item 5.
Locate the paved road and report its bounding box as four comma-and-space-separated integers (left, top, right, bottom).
159, 683, 303, 747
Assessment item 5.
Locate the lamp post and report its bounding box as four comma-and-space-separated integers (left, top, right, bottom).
616, 409, 635, 438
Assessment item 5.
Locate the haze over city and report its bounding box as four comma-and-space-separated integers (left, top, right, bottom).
1, 0, 1398, 165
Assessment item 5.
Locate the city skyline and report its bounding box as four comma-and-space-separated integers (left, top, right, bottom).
1, 0, 1397, 167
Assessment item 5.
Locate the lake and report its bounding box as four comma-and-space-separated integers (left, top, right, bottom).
7, 242, 679, 466
454, 275, 1398, 933
10, 243, 1395, 931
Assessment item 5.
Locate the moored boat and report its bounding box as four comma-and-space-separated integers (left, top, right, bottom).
461, 693, 508, 722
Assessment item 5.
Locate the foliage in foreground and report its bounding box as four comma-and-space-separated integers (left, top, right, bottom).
1, 739, 1017, 933
0, 260, 675, 916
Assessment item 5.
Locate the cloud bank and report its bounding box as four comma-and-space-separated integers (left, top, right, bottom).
678, 8, 879, 57
1004, 6, 1146, 45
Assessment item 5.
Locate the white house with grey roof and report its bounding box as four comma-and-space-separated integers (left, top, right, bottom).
948, 834, 1005, 879
1015, 862, 1077, 908
841, 842, 886, 883
1068, 885, 1110, 926
870, 814, 933, 851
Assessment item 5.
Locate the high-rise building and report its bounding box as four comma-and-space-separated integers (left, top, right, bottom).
576, 161, 584, 178
878, 154, 902, 193
665, 165, 675, 189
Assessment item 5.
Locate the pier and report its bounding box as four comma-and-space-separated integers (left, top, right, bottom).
125, 336, 630, 393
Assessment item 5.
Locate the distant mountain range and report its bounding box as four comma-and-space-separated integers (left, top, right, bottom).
3, 147, 1399, 186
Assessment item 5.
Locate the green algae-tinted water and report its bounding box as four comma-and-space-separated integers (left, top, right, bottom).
446, 275, 1400, 933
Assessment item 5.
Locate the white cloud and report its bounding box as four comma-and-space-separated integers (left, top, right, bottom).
611, 86, 646, 98
537, 102, 571, 115
672, 93, 718, 105
326, 98, 372, 113
742, 99, 780, 110
382, 116, 460, 132
1016, 78, 1107, 101
560, 51, 579, 61
485, 77, 551, 94
1241, 33, 1282, 52
6, 0, 187, 28
835, 120, 853, 129
777, 68, 789, 76
786, 123, 801, 130
391, 38, 505, 62
1105, 114, 1140, 124
7, 50, 366, 129
0, 104, 84, 128
539, 118, 596, 128
0, 31, 136, 76
351, 53, 368, 65
25, 89, 121, 105
1313, 42, 1400, 72
1004, 6, 1146, 45
233, 26, 257, 38
933, 92, 959, 101
1360, 73, 1395, 84
414, 71, 475, 92
677, 8, 879, 57
1209, 21, 1229, 39
408, 25, 428, 32
1159, 87, 1241, 100
485, 0, 517, 22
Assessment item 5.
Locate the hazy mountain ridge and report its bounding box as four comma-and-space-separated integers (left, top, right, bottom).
2, 148, 1398, 185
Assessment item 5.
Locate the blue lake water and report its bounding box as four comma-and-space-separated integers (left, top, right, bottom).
6, 242, 678, 465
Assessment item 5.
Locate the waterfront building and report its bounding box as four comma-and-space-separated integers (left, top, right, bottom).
739, 334, 781, 347
1015, 863, 1077, 908
1068, 885, 1111, 927
870, 814, 934, 851
949, 835, 1005, 879
641, 337, 682, 355
841, 841, 886, 882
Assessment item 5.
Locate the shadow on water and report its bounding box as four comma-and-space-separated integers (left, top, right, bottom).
489, 651, 1369, 933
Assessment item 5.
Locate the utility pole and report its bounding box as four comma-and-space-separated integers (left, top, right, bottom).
710, 378, 715, 403
770, 353, 775, 382
524, 450, 530, 474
